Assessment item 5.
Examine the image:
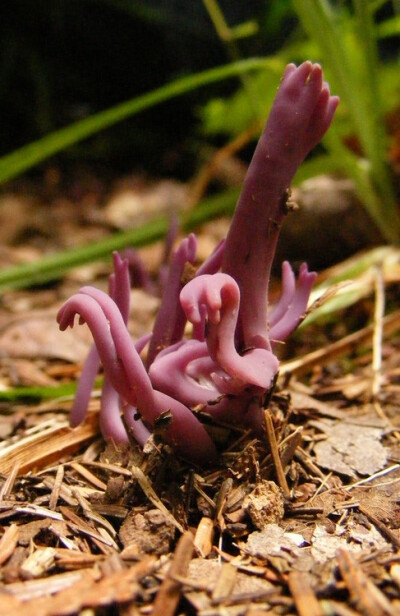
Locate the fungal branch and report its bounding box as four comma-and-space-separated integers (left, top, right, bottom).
58, 62, 339, 464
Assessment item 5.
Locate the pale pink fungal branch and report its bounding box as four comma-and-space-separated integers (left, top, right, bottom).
146, 233, 197, 367
57, 62, 338, 465
268, 263, 317, 344
222, 61, 339, 351
69, 344, 100, 428
180, 273, 278, 394
58, 286, 217, 465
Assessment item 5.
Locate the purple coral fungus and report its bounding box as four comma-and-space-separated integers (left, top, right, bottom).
57, 62, 339, 464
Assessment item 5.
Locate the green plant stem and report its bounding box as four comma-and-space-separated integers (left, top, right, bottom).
202, 0, 265, 125
0, 59, 268, 185
203, 0, 233, 43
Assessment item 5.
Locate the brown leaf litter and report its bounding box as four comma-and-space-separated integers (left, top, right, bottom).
0, 313, 399, 615
0, 175, 399, 614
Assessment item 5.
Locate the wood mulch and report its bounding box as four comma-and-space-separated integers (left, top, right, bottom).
0, 169, 399, 614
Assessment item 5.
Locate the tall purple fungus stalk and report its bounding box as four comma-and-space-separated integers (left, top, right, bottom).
58, 62, 338, 465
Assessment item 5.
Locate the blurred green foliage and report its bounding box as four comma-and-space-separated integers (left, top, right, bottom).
201, 0, 400, 243
0, 0, 285, 173
0, 58, 270, 187
1, 0, 400, 260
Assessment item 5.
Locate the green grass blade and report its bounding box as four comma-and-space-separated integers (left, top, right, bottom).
291, 0, 400, 243
376, 15, 400, 38
0, 377, 104, 402
352, 0, 389, 177
0, 58, 269, 185
0, 383, 77, 402
0, 188, 240, 291
323, 128, 400, 243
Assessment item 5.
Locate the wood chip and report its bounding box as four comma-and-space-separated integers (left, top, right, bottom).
59, 506, 115, 548
288, 570, 323, 616
20, 547, 57, 579
264, 411, 290, 496
152, 531, 194, 616
0, 523, 19, 565
0, 413, 99, 475
1, 569, 97, 601
69, 461, 107, 491
211, 562, 237, 604
130, 463, 184, 533
48, 464, 65, 510
0, 461, 21, 500
194, 516, 214, 557
337, 548, 394, 616
358, 504, 400, 550
0, 557, 156, 616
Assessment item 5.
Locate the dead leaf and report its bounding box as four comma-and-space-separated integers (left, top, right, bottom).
313, 422, 388, 477
245, 524, 306, 560
311, 523, 390, 564
0, 310, 91, 363
104, 180, 188, 228
185, 558, 274, 612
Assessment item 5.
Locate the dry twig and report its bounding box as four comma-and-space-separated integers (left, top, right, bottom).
152, 531, 194, 616
288, 570, 323, 616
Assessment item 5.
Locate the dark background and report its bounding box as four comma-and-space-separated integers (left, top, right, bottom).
0, 0, 296, 176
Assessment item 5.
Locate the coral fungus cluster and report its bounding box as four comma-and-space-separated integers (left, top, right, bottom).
58, 62, 338, 464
